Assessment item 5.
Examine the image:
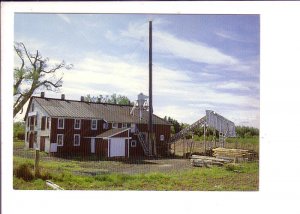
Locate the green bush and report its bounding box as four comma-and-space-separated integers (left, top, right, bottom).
14, 163, 34, 181
225, 163, 243, 173
36, 169, 53, 180
13, 122, 25, 140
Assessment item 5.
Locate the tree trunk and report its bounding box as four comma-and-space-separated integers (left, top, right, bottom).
14, 94, 31, 117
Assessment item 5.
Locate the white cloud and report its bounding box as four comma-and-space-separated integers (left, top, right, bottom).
59, 51, 259, 127
57, 14, 71, 24
155, 31, 238, 65
121, 22, 239, 65
216, 30, 254, 43
215, 82, 255, 91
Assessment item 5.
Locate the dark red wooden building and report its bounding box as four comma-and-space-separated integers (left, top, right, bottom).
24, 93, 171, 158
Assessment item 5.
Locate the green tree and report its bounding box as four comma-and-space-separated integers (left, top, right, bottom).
85, 93, 132, 105
164, 116, 182, 134
13, 42, 72, 117
13, 122, 25, 140
235, 126, 259, 138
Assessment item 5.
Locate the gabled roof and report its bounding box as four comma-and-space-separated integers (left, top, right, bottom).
95, 128, 130, 138
26, 96, 171, 125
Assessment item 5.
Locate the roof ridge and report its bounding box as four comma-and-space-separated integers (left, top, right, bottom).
32, 96, 133, 107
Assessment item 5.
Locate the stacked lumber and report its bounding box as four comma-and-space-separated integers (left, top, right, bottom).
212, 148, 254, 163
190, 155, 232, 167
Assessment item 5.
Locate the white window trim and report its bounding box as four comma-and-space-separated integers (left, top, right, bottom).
112, 122, 118, 129
58, 118, 64, 129
57, 134, 64, 146
160, 134, 165, 141
46, 117, 50, 130
74, 119, 81, 129
131, 140, 137, 147
91, 119, 97, 130
74, 134, 80, 146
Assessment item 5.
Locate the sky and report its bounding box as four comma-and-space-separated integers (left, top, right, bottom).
14, 13, 260, 128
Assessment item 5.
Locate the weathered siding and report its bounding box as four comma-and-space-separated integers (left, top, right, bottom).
111, 130, 129, 138
24, 100, 51, 151
95, 139, 108, 157
50, 118, 108, 155
49, 118, 170, 157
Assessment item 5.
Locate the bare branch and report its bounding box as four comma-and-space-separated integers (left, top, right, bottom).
14, 45, 25, 71
13, 41, 72, 117
20, 42, 34, 66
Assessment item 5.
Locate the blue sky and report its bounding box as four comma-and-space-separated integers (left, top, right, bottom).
14, 13, 260, 127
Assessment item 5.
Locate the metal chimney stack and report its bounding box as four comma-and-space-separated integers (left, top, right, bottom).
148, 21, 154, 155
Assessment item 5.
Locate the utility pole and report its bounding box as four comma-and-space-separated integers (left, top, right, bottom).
148, 21, 153, 156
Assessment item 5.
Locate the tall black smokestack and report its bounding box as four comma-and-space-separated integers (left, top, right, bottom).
148, 21, 153, 155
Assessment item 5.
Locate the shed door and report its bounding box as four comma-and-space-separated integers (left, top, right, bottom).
109, 138, 126, 157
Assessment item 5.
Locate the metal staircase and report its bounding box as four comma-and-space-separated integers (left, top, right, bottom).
169, 116, 206, 144
135, 127, 151, 156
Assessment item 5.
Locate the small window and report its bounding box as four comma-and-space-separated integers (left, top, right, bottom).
41, 116, 46, 130
31, 102, 35, 112
74, 134, 80, 146
127, 123, 131, 128
160, 135, 165, 141
131, 140, 137, 147
57, 134, 64, 146
34, 115, 37, 127
122, 123, 127, 128
46, 117, 50, 129
74, 119, 81, 129
91, 119, 97, 130
58, 118, 64, 129
112, 123, 118, 129
103, 122, 108, 129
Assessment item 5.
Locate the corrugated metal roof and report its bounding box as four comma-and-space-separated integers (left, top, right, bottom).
33, 97, 170, 125
96, 128, 129, 138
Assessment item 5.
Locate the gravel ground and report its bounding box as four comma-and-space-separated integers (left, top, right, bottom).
14, 145, 193, 175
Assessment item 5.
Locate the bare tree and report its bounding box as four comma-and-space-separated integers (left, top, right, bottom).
13, 42, 72, 117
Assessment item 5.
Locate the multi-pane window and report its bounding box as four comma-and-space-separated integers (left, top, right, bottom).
122, 123, 127, 128
74, 119, 81, 129
58, 118, 64, 129
74, 134, 80, 146
57, 134, 64, 146
91, 119, 97, 130
103, 122, 109, 129
112, 123, 118, 129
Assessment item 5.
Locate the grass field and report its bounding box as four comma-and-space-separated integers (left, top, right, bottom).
171, 136, 259, 157
13, 140, 259, 191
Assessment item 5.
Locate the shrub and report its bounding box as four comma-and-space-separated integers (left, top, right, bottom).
225, 163, 243, 173
36, 169, 53, 180
14, 163, 34, 181
17, 133, 25, 140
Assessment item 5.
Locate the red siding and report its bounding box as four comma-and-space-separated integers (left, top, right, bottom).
50, 117, 171, 157
50, 118, 106, 155
95, 139, 108, 157
111, 129, 129, 138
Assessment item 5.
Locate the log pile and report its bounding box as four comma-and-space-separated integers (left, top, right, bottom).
190, 155, 232, 167
212, 148, 255, 163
